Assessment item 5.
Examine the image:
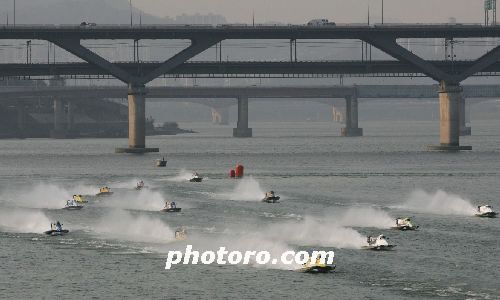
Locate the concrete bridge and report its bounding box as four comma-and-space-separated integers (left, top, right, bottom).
3, 24, 500, 151
3, 84, 498, 140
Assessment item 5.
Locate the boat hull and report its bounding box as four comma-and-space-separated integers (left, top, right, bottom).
96, 192, 113, 197
262, 196, 280, 203
362, 245, 396, 251
161, 208, 182, 213
44, 230, 69, 236
189, 178, 203, 182
63, 206, 83, 210
475, 212, 497, 218
391, 225, 418, 231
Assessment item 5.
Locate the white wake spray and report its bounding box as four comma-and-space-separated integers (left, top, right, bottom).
403, 189, 477, 216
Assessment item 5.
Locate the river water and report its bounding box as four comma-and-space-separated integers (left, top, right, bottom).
0, 121, 499, 299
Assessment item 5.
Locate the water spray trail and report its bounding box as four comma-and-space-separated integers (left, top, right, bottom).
227, 177, 265, 201
402, 189, 477, 216
0, 209, 51, 234
94, 210, 175, 244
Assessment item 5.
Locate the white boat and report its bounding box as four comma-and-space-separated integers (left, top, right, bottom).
362, 235, 396, 251
391, 218, 418, 231
475, 205, 497, 218
63, 199, 83, 210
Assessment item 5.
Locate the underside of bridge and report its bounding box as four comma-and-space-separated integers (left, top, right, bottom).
3, 26, 500, 151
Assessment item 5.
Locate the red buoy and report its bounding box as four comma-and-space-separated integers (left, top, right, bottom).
235, 165, 244, 178
229, 169, 236, 178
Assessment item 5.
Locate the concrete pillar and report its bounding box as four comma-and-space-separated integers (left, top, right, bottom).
341, 95, 363, 137
50, 98, 67, 139
116, 84, 159, 153
459, 96, 471, 136
428, 82, 471, 151
212, 106, 229, 125
16, 101, 26, 139
128, 84, 146, 148
233, 96, 252, 138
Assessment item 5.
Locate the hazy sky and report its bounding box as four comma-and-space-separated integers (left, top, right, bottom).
133, 0, 485, 24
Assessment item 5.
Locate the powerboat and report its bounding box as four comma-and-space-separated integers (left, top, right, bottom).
175, 228, 187, 240
296, 256, 335, 274
63, 199, 83, 210
44, 222, 69, 236
73, 195, 87, 204
189, 173, 203, 183
135, 181, 146, 190
96, 187, 113, 197
262, 191, 280, 203
296, 264, 335, 274
391, 218, 419, 231
156, 157, 167, 167
475, 205, 497, 218
161, 202, 181, 213
362, 235, 396, 251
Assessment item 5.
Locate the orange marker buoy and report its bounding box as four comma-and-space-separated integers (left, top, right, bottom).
235, 165, 244, 178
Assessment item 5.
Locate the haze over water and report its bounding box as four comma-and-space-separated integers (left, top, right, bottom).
0, 120, 499, 299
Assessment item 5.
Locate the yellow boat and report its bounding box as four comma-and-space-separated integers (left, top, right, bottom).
73, 194, 88, 204
96, 187, 113, 197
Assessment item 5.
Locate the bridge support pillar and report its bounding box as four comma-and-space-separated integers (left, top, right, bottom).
459, 96, 471, 136
212, 106, 229, 125
428, 82, 471, 151
341, 95, 363, 137
233, 96, 252, 138
50, 98, 68, 139
17, 101, 26, 139
116, 84, 159, 154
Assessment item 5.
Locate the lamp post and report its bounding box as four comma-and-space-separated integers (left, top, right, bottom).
129, 0, 133, 27
13, 0, 16, 26
381, 0, 384, 24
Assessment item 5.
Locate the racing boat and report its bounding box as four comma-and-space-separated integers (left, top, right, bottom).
135, 180, 146, 190
262, 191, 280, 203
63, 199, 83, 210
175, 228, 187, 240
156, 157, 167, 167
161, 201, 181, 213
475, 205, 497, 218
189, 172, 203, 182
391, 217, 419, 231
362, 235, 396, 251
73, 194, 87, 204
96, 187, 113, 197
296, 264, 336, 274
44, 222, 69, 236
